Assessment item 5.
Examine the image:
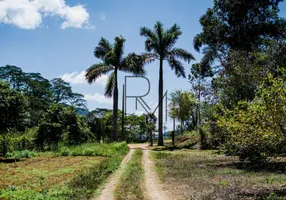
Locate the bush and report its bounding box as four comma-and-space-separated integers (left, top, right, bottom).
58, 142, 129, 157
218, 73, 286, 162
6, 150, 38, 159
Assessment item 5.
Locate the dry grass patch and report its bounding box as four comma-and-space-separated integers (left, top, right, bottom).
0, 155, 105, 191
152, 150, 286, 200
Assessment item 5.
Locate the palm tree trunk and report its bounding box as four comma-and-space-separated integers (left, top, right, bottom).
113, 68, 119, 141
158, 59, 164, 146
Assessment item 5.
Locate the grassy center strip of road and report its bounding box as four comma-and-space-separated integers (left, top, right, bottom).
115, 150, 144, 200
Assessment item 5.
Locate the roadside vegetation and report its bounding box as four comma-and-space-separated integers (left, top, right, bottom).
115, 150, 145, 200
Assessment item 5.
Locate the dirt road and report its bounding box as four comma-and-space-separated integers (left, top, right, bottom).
94, 149, 134, 200
94, 143, 170, 200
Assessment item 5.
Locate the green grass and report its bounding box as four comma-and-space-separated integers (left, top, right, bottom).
152, 150, 286, 200
115, 150, 145, 200
58, 142, 129, 157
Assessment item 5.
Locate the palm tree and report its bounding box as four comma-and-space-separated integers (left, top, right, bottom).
140, 21, 195, 146
86, 36, 145, 141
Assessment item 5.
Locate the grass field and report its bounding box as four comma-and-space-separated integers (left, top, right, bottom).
115, 150, 145, 200
0, 155, 105, 190
0, 142, 129, 200
152, 150, 286, 200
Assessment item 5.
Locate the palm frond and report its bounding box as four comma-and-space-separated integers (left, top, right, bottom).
113, 36, 126, 64
168, 56, 186, 78
105, 72, 115, 97
140, 27, 158, 52
120, 53, 149, 75
164, 24, 182, 50
201, 46, 217, 67
85, 63, 113, 84
154, 21, 164, 43
94, 38, 113, 59
170, 48, 195, 63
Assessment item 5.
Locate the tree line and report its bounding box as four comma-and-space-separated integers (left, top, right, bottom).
0, 65, 151, 156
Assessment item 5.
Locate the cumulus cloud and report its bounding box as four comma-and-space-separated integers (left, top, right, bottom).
0, 0, 94, 29
84, 93, 112, 104
61, 71, 108, 86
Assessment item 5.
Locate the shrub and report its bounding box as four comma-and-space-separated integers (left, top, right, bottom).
58, 142, 129, 157
6, 150, 38, 159
218, 72, 286, 162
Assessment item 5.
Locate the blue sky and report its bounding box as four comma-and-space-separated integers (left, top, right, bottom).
1, 0, 286, 129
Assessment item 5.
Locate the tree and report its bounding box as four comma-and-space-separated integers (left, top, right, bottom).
145, 113, 157, 146
193, 0, 286, 107
140, 21, 195, 146
50, 78, 87, 111
85, 36, 146, 141
189, 63, 213, 127
0, 66, 52, 127
0, 81, 26, 156
194, 0, 286, 63
168, 90, 197, 133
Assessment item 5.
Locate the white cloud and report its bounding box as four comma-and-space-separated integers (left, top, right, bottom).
134, 110, 144, 116
61, 71, 108, 86
99, 12, 106, 20
84, 93, 112, 104
0, 0, 94, 29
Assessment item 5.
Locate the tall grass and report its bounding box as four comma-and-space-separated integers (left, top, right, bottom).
58, 142, 129, 157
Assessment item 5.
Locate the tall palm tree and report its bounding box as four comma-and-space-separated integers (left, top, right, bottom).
86, 36, 145, 141
140, 22, 195, 146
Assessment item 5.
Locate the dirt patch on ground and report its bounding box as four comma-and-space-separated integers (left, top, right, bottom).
143, 150, 171, 200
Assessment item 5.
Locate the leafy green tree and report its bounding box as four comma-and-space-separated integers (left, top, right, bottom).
87, 108, 114, 141
24, 72, 52, 126
194, 0, 286, 63
145, 113, 157, 146
50, 78, 87, 111
85, 36, 146, 141
189, 63, 213, 127
0, 65, 27, 90
0, 81, 26, 156
193, 0, 286, 108
168, 90, 197, 133
140, 21, 195, 146
0, 66, 52, 126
